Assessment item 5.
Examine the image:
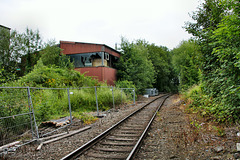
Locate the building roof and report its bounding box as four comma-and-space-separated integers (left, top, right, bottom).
0, 25, 11, 30
60, 41, 121, 55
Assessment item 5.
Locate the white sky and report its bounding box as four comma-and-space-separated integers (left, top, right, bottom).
1, 0, 199, 49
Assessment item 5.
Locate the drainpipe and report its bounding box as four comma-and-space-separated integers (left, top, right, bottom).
101, 46, 105, 66
102, 52, 104, 66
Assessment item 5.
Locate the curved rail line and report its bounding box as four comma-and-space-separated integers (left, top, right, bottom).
61, 94, 170, 160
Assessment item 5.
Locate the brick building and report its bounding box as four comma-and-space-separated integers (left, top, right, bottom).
60, 41, 121, 86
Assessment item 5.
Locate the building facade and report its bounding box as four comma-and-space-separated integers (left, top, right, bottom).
60, 41, 121, 86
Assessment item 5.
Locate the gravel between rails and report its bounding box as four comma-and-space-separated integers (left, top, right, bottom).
76, 97, 163, 160
5, 96, 159, 160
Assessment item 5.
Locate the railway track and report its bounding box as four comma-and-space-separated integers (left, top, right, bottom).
61, 94, 170, 160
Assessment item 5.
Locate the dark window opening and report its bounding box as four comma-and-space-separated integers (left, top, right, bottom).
67, 52, 118, 68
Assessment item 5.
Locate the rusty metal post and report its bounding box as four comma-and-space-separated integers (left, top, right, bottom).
67, 88, 73, 124
111, 86, 115, 110
94, 86, 99, 116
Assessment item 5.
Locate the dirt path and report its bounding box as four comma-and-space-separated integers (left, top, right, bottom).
136, 94, 240, 160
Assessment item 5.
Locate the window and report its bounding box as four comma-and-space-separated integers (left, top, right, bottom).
67, 52, 119, 68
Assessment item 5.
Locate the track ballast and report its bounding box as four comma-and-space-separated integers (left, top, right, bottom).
61, 94, 170, 160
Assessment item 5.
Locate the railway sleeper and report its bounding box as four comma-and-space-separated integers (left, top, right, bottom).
118, 130, 141, 134
113, 134, 140, 137
124, 124, 143, 128
86, 152, 127, 160
129, 115, 151, 119
119, 127, 143, 130
106, 136, 136, 141
93, 146, 133, 152
126, 120, 148, 124
60, 95, 171, 160
100, 141, 135, 146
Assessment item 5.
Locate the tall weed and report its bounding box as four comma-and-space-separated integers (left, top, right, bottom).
183, 84, 239, 123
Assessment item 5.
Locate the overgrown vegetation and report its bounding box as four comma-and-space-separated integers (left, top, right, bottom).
182, 0, 240, 123
30, 86, 128, 122
171, 40, 201, 90
0, 61, 132, 121
18, 60, 97, 88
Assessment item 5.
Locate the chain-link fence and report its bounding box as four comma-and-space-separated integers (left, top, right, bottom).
0, 86, 135, 153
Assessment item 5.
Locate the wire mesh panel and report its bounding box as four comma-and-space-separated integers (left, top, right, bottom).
0, 87, 38, 147
30, 88, 72, 138
120, 88, 135, 105
0, 86, 135, 152
68, 86, 135, 115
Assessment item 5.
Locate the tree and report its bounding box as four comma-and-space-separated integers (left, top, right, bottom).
0, 28, 23, 83
116, 38, 156, 94
40, 41, 74, 69
147, 44, 178, 92
184, 0, 226, 76
0, 27, 44, 82
185, 0, 240, 122
208, 0, 240, 120
171, 40, 201, 90
22, 27, 42, 73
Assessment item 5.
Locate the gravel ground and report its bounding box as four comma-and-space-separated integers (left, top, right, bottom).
3, 96, 157, 160
136, 94, 240, 160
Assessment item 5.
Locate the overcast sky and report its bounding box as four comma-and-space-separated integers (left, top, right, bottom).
1, 0, 199, 49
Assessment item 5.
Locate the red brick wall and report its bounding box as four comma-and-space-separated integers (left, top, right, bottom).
102, 67, 117, 86
75, 67, 117, 86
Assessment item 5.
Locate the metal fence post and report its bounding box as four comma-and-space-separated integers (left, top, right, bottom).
67, 88, 73, 124
27, 87, 34, 139
94, 86, 99, 116
27, 87, 39, 139
111, 86, 115, 110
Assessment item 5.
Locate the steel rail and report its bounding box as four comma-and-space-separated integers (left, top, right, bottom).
60, 94, 168, 160
126, 94, 171, 160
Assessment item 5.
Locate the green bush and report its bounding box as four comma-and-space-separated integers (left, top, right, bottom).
115, 80, 136, 101
184, 84, 239, 123
183, 0, 240, 123
32, 89, 68, 122
68, 87, 129, 112
17, 60, 99, 88
115, 80, 135, 89
68, 88, 96, 112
